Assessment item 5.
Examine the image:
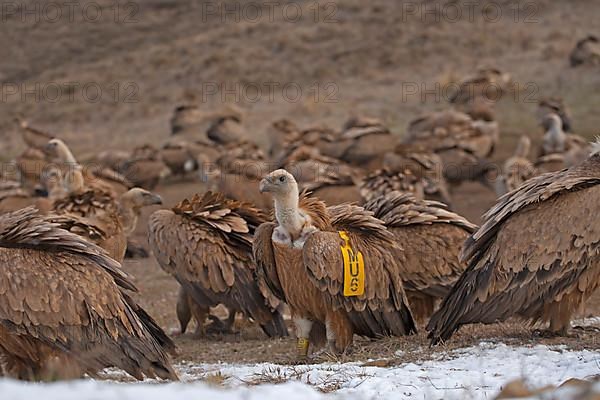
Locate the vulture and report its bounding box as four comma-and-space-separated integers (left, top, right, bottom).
119, 145, 171, 190
495, 136, 537, 196
360, 168, 425, 203
159, 141, 199, 178
52, 187, 163, 263
254, 169, 416, 357
569, 35, 600, 67
365, 192, 477, 321
427, 141, 600, 344
448, 68, 512, 105
0, 167, 66, 214
539, 114, 590, 166
279, 145, 363, 205
537, 97, 572, 132
147, 192, 288, 338
204, 141, 273, 210
403, 110, 498, 187
0, 207, 177, 381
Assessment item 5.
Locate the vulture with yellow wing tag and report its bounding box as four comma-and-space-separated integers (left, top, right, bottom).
254, 169, 416, 357
147, 192, 288, 338
365, 192, 477, 322
428, 140, 600, 344
0, 207, 176, 381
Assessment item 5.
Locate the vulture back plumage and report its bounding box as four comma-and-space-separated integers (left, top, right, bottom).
365, 192, 476, 321
0, 207, 176, 381
147, 192, 288, 338
428, 149, 600, 344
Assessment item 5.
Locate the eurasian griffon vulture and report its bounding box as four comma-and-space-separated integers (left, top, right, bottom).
147, 192, 288, 338
0, 207, 177, 381
254, 169, 416, 357
495, 136, 537, 196
428, 142, 600, 344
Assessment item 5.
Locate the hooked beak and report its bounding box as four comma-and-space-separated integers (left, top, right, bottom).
259, 178, 271, 193
149, 193, 163, 205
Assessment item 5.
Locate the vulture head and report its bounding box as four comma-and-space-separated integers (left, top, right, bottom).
119, 188, 163, 235
514, 135, 531, 158
46, 138, 77, 164
120, 188, 163, 211
259, 169, 298, 197
542, 113, 563, 132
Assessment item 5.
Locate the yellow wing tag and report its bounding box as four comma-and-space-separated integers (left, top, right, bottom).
339, 231, 365, 297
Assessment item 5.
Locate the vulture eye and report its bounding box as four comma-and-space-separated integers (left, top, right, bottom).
279, 176, 286, 182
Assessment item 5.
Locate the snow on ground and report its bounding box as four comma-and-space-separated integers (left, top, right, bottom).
2, 342, 599, 400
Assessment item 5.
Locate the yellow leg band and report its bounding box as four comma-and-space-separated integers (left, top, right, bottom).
297, 338, 309, 357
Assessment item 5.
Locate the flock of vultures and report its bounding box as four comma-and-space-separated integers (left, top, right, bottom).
1, 65, 600, 382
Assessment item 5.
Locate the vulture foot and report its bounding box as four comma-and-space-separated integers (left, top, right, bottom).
205, 314, 237, 335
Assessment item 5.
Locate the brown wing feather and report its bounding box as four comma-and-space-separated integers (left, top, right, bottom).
428, 156, 600, 344
253, 222, 286, 307
0, 208, 176, 380
366, 192, 476, 300
148, 193, 287, 337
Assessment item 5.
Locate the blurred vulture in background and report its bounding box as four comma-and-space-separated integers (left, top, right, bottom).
403, 110, 498, 187
570, 35, 600, 67
279, 145, 363, 205
428, 141, 600, 344
538, 114, 590, 167
0, 207, 177, 381
254, 170, 415, 357
495, 136, 537, 196
537, 97, 572, 132
148, 192, 288, 338
448, 68, 512, 105
366, 192, 477, 322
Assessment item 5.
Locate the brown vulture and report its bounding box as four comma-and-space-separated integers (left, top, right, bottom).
0, 207, 177, 381
495, 135, 537, 196
147, 192, 288, 338
428, 142, 600, 344
254, 169, 416, 357
365, 192, 477, 322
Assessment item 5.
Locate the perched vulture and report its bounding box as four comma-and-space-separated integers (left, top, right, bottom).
448, 68, 512, 105
267, 118, 300, 158
365, 192, 477, 321
120, 145, 171, 190
495, 136, 537, 196
569, 35, 600, 67
147, 192, 288, 338
255, 169, 416, 357
204, 141, 273, 210
280, 146, 363, 205
159, 141, 199, 177
207, 116, 246, 144
0, 207, 177, 381
0, 167, 65, 214
53, 187, 162, 263
539, 114, 590, 166
371, 147, 452, 205
537, 97, 572, 132
428, 142, 600, 344
18, 119, 55, 150
403, 110, 498, 188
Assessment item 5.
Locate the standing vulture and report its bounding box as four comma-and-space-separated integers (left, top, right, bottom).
0, 207, 177, 381
495, 135, 537, 196
365, 192, 477, 322
428, 141, 600, 344
254, 169, 415, 357
147, 192, 288, 338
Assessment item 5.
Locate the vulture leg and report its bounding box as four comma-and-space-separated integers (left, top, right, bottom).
408, 295, 436, 325
293, 317, 313, 359
206, 311, 237, 335
175, 289, 208, 337
325, 311, 353, 354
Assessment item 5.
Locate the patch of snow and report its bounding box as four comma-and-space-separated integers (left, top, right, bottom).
2, 342, 599, 400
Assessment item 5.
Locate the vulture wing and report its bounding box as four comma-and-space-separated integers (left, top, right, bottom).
0, 208, 176, 380
365, 192, 476, 298
148, 192, 287, 337
428, 158, 600, 344
301, 202, 416, 337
